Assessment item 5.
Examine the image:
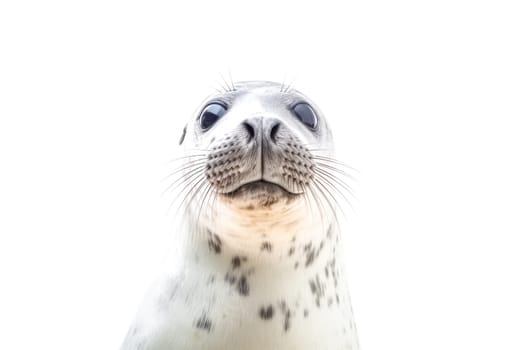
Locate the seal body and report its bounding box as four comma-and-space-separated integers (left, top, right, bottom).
121, 81, 359, 350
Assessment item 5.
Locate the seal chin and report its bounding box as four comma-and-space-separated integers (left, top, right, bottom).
221, 180, 301, 206
227, 180, 299, 196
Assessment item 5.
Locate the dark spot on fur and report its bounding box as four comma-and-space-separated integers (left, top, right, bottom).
278, 301, 292, 332
195, 314, 212, 332
294, 261, 299, 269
325, 257, 339, 288
231, 256, 241, 269
207, 232, 222, 254
237, 275, 249, 296
309, 274, 326, 307
304, 241, 312, 252
304, 309, 309, 318
261, 241, 272, 252
259, 305, 274, 320
305, 250, 315, 267
304, 239, 326, 268
309, 280, 316, 294
284, 310, 291, 331
288, 247, 295, 256
225, 272, 236, 285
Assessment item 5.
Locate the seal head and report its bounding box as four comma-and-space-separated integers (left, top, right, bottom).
179, 80, 334, 210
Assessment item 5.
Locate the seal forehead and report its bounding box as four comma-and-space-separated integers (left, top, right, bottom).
226, 83, 297, 106
227, 81, 307, 105
208, 81, 324, 129
234, 80, 282, 91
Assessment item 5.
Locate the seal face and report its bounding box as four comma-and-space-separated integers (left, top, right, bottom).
121, 81, 359, 350
191, 81, 333, 202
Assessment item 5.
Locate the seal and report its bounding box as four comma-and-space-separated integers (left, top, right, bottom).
120, 80, 359, 350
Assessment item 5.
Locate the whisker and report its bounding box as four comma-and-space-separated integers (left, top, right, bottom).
314, 161, 359, 182
314, 167, 357, 199
280, 73, 287, 93
196, 182, 213, 225
209, 186, 219, 221
209, 85, 224, 94
314, 172, 355, 213
162, 165, 206, 197
219, 72, 233, 92
173, 176, 208, 220
311, 181, 339, 232
179, 179, 208, 229
166, 174, 203, 217
311, 155, 359, 172
167, 153, 207, 164
161, 161, 207, 182
284, 77, 296, 93
203, 182, 217, 221
215, 79, 229, 94
305, 182, 326, 230
313, 177, 346, 221
228, 69, 236, 91
300, 183, 315, 225
166, 170, 204, 203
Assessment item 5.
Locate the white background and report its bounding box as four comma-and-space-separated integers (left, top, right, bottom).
1, 1, 524, 349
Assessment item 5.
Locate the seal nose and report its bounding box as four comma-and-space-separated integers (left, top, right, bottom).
269, 122, 280, 143
242, 117, 282, 144
242, 121, 256, 142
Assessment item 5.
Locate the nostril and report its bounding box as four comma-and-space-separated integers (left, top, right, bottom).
243, 121, 255, 141
270, 122, 280, 142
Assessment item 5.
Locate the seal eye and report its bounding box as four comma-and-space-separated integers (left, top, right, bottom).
199, 103, 227, 130
293, 103, 318, 129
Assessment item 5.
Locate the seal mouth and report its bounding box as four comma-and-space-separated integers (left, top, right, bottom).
224, 180, 300, 198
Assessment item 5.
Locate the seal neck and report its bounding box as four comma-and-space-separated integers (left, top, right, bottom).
172, 216, 347, 321
178, 206, 341, 274
191, 196, 333, 253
